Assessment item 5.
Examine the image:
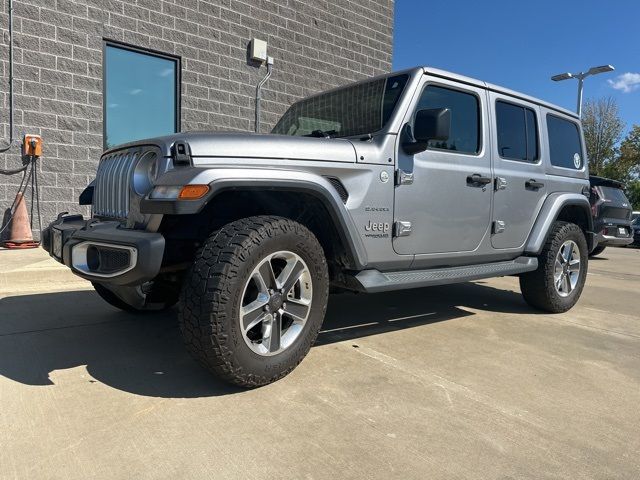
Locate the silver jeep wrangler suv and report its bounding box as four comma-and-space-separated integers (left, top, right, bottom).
43, 67, 595, 387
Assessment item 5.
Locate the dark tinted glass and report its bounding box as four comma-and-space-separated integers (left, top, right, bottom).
496, 101, 539, 161
272, 74, 409, 138
104, 44, 179, 149
547, 115, 583, 169
599, 186, 630, 205
496, 101, 527, 160
416, 85, 479, 154
525, 108, 539, 161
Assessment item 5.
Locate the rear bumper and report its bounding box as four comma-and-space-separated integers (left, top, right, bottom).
594, 231, 633, 248
593, 218, 633, 248
42, 214, 165, 286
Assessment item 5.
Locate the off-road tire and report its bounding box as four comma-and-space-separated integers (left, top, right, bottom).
178, 216, 329, 388
92, 282, 177, 313
589, 245, 606, 257
519, 221, 588, 313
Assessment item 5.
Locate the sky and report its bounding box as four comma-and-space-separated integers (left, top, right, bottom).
393, 0, 640, 135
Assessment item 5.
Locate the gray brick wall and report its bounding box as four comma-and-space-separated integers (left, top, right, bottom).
0, 0, 393, 238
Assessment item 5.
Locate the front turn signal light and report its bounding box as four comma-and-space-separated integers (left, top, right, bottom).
178, 184, 209, 200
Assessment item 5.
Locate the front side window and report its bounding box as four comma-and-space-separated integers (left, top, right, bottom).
272, 74, 409, 138
496, 101, 539, 161
547, 115, 584, 169
415, 85, 480, 154
104, 43, 180, 150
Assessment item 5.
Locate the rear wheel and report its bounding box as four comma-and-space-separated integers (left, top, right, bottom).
589, 245, 606, 257
178, 216, 329, 388
520, 221, 588, 313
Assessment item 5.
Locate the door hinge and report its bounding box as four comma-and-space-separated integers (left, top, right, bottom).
493, 220, 506, 234
395, 169, 414, 186
495, 177, 507, 191
393, 220, 412, 237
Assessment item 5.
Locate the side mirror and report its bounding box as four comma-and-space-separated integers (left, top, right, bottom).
402, 108, 451, 155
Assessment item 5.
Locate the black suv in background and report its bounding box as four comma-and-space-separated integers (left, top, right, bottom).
589, 176, 633, 256
631, 213, 640, 247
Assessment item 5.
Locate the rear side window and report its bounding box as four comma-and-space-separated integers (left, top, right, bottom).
416, 85, 480, 154
547, 115, 584, 169
496, 101, 539, 161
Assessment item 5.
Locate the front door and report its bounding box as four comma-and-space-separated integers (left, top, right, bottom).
490, 94, 547, 249
393, 78, 492, 255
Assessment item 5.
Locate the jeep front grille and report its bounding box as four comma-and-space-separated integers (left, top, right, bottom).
93, 151, 138, 219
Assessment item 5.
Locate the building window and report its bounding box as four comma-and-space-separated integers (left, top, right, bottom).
103, 42, 180, 150
415, 85, 480, 154
547, 114, 584, 169
496, 101, 539, 162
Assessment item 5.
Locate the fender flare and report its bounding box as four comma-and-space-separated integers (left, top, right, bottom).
140, 168, 368, 269
525, 193, 593, 255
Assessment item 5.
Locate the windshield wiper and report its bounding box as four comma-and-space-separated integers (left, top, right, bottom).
304, 129, 338, 138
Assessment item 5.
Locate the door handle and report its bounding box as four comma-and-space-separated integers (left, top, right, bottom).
525, 179, 544, 190
467, 174, 492, 186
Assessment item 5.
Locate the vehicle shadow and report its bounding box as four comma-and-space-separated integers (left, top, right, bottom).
0, 281, 538, 398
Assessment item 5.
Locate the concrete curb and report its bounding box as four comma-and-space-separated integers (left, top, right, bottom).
0, 250, 91, 296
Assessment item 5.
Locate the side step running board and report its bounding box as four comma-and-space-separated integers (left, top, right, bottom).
352, 257, 538, 293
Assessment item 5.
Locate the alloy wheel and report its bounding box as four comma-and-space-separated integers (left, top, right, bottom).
554, 240, 581, 297
240, 251, 313, 356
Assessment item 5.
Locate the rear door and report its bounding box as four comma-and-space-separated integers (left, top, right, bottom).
490, 94, 547, 249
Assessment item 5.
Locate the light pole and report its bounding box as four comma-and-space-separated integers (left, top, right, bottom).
551, 65, 615, 117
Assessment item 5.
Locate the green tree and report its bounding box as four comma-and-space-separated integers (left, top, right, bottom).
616, 125, 640, 181
627, 180, 640, 209
582, 97, 624, 176
614, 125, 640, 208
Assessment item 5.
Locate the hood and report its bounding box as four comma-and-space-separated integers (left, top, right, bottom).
105, 132, 358, 163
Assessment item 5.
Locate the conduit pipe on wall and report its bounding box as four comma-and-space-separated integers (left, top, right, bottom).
255, 56, 274, 133
0, 0, 14, 154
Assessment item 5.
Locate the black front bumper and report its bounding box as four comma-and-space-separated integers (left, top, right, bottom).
42, 214, 165, 286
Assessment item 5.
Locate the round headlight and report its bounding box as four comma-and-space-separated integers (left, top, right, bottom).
132, 151, 158, 196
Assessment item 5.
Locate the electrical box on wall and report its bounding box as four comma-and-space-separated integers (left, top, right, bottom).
23, 134, 43, 157
249, 38, 268, 63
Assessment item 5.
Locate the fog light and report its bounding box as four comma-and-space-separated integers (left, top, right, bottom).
71, 242, 137, 277
52, 229, 63, 259
86, 245, 100, 271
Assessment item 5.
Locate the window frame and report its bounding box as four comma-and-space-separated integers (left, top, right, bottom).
414, 82, 483, 156
545, 113, 584, 171
495, 99, 540, 163
102, 39, 182, 151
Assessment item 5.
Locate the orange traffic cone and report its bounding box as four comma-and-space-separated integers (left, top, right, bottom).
2, 192, 39, 249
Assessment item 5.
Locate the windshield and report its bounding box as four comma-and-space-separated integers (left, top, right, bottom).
272, 74, 409, 138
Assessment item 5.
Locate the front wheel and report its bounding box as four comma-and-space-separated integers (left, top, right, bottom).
520, 221, 588, 313
178, 216, 329, 388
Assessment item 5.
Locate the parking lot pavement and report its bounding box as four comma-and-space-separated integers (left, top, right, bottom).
1, 247, 639, 480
